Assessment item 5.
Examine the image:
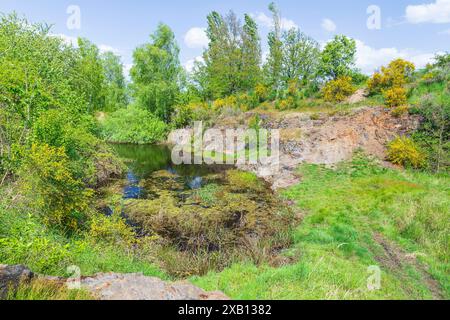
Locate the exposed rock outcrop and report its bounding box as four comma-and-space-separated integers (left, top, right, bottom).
81, 273, 229, 300
0, 265, 229, 300
242, 106, 420, 189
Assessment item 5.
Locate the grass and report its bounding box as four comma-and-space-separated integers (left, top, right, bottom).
191, 155, 449, 300
5, 279, 94, 300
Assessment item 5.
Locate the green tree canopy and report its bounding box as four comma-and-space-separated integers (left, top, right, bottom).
101, 51, 128, 111
281, 28, 321, 86
264, 2, 284, 96
197, 11, 262, 99
75, 38, 107, 112
319, 35, 357, 80
130, 23, 182, 122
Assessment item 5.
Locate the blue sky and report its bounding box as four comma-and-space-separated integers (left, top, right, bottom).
1, 0, 449, 75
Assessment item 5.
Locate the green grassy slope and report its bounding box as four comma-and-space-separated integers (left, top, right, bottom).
192, 156, 449, 300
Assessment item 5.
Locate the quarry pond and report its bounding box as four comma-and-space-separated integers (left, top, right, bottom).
97, 143, 296, 277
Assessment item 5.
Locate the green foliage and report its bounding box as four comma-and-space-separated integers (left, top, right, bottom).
88, 213, 136, 246
0, 14, 122, 186
0, 14, 84, 177
318, 35, 357, 80
197, 11, 262, 99
130, 23, 182, 122
422, 52, 450, 85
322, 76, 356, 102
281, 28, 320, 88
0, 199, 166, 279
31, 109, 122, 187
350, 70, 369, 85
264, 2, 284, 95
387, 137, 426, 169
101, 106, 168, 144
264, 4, 321, 98
75, 38, 107, 112
171, 104, 194, 129
411, 91, 450, 173
101, 51, 128, 111
20, 143, 93, 230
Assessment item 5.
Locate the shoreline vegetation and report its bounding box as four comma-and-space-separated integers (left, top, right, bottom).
0, 1, 449, 300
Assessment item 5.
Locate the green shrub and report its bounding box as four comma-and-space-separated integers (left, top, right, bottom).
102, 106, 168, 144
322, 76, 356, 102
171, 104, 194, 129
19, 143, 93, 230
88, 214, 136, 246
411, 92, 450, 173
387, 137, 426, 169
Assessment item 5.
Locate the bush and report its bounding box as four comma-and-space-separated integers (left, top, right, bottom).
411, 92, 450, 173
276, 98, 293, 111
255, 83, 269, 102
387, 136, 426, 169
367, 72, 384, 95
88, 214, 135, 246
368, 59, 415, 95
102, 106, 167, 144
350, 70, 369, 85
19, 143, 93, 230
171, 104, 194, 129
383, 87, 407, 108
322, 76, 356, 102
32, 109, 123, 187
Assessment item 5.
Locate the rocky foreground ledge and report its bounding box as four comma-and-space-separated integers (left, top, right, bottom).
0, 264, 229, 300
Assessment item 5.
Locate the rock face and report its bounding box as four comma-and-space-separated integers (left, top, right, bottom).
81, 273, 229, 301
240, 107, 420, 190
0, 265, 34, 299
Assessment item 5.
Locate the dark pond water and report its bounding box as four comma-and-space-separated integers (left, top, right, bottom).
111, 144, 231, 199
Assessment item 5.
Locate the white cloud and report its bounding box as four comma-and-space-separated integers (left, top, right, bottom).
184, 27, 209, 49
184, 56, 204, 73
254, 12, 298, 31
406, 0, 450, 24
50, 33, 78, 47
98, 44, 121, 55
321, 19, 337, 32
355, 40, 436, 74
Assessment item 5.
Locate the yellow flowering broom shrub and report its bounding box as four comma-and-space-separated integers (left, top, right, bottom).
387, 136, 426, 169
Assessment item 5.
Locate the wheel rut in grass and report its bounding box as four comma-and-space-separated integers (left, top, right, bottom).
373, 233, 444, 300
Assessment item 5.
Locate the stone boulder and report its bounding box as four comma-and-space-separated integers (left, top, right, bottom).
0, 265, 34, 299
81, 273, 229, 301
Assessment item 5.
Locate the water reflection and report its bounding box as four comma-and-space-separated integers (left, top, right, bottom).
111, 144, 231, 198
